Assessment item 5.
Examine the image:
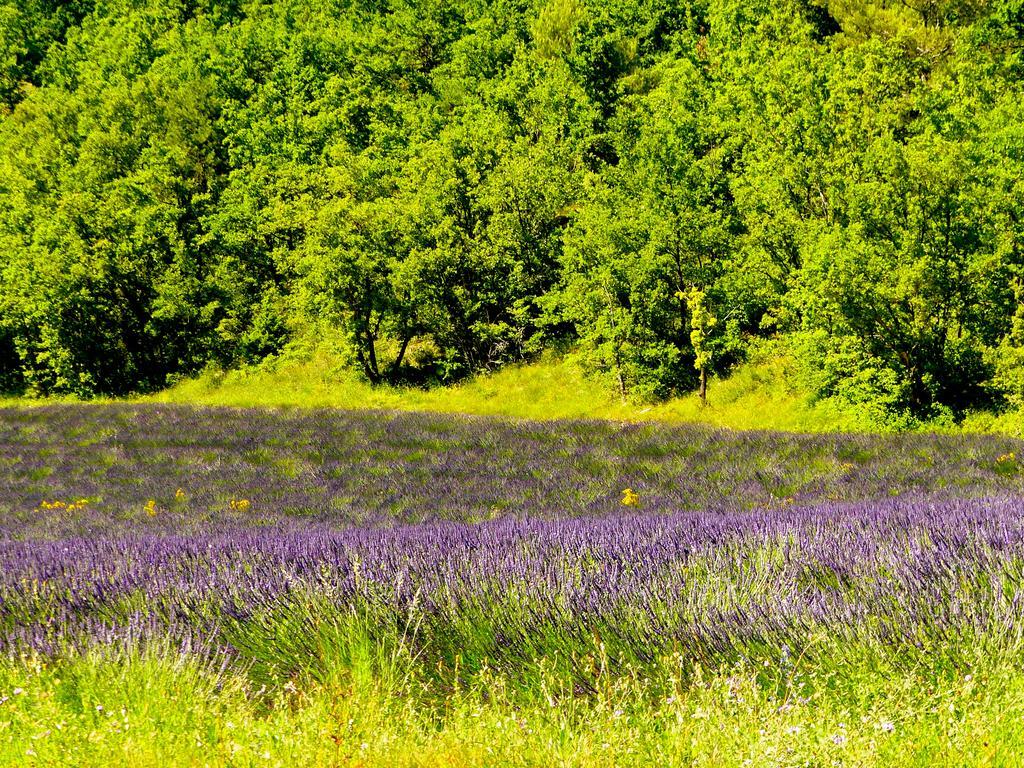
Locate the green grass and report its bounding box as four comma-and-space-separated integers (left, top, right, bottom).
142, 349, 1020, 437
144, 350, 877, 433
2, 641, 1022, 767
5, 347, 1020, 437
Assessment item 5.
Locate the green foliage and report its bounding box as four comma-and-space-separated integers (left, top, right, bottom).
0, 0, 1022, 421
552, 52, 740, 400
992, 281, 1024, 406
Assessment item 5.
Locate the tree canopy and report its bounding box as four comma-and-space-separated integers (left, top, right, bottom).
1, 0, 1021, 424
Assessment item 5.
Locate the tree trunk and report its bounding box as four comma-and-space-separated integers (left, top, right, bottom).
355, 343, 381, 385
698, 366, 707, 406
389, 332, 412, 380
365, 326, 380, 382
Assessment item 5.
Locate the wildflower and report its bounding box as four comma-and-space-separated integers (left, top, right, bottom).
620, 488, 640, 507
175, 488, 187, 502
878, 720, 895, 733
832, 733, 848, 746
144, 500, 158, 517
996, 453, 1019, 473
780, 644, 791, 668
230, 498, 251, 512
39, 500, 72, 510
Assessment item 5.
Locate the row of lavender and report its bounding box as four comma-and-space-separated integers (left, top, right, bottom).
2, 406, 1023, 678
3, 496, 1024, 676
2, 405, 1023, 538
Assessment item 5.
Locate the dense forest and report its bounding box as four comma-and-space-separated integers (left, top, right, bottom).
0, 0, 1022, 424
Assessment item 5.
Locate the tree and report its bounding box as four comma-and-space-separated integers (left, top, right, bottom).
685, 288, 717, 405
555, 53, 739, 399
0, 0, 1022, 416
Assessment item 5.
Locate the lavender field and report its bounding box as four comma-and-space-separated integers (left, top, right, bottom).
2, 406, 1024, 766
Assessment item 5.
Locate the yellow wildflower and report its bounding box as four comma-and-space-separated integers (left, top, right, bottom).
39, 498, 89, 511
620, 488, 640, 507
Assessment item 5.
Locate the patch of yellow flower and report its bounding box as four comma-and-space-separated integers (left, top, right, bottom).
144, 499, 158, 517
39, 499, 90, 512
996, 452, 1019, 473
175, 488, 187, 502
620, 488, 640, 507
230, 498, 251, 512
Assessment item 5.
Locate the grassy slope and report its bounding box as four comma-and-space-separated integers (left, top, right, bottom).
4, 346, 1019, 436
142, 351, 861, 432
153, 354, 858, 433
140, 350, 1023, 437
